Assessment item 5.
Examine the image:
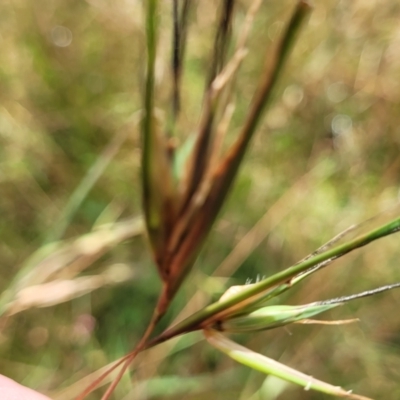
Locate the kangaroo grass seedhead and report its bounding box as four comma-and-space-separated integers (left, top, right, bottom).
78, 2, 400, 399
142, 0, 312, 318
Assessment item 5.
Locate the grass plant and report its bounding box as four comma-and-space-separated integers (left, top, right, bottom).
1, 1, 400, 400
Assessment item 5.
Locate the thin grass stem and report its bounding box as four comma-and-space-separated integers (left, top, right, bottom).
152, 215, 400, 343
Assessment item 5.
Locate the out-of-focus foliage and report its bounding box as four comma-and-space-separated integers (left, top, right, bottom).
0, 1, 400, 399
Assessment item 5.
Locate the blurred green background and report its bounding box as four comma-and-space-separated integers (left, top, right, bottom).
1, 0, 400, 399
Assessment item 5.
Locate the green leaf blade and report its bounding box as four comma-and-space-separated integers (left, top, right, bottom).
220, 303, 340, 332
204, 330, 372, 400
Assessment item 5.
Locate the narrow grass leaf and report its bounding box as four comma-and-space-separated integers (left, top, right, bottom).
7, 264, 134, 315
152, 215, 400, 342
204, 330, 372, 400
206, 0, 236, 88
0, 218, 143, 316
45, 120, 135, 243
219, 303, 340, 333
178, 1, 236, 214
142, 0, 179, 273
170, 0, 193, 125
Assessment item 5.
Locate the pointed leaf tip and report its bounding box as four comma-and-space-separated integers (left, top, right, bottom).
219, 303, 340, 332
204, 330, 372, 400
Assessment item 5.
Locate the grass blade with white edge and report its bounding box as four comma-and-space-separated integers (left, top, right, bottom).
220, 303, 340, 332
204, 330, 372, 400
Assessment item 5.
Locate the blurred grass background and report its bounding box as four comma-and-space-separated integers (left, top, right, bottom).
1, 0, 400, 399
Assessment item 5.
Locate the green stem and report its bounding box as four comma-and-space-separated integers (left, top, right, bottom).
142, 0, 158, 229
149, 216, 400, 344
